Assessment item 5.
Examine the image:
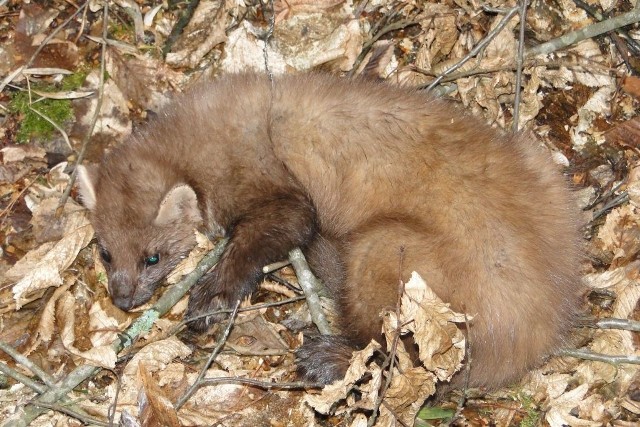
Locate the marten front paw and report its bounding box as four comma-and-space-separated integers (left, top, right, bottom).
185, 271, 235, 332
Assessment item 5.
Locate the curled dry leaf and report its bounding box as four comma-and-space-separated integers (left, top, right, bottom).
545, 383, 602, 427
222, 6, 362, 73
58, 292, 118, 368
124, 337, 192, 377
7, 199, 93, 309
596, 204, 640, 268
222, 20, 288, 74
73, 69, 132, 141
89, 300, 126, 348
571, 85, 615, 151
164, 0, 228, 68
166, 230, 214, 284
138, 363, 181, 427
395, 271, 467, 381
306, 272, 464, 424
36, 277, 73, 343
108, 337, 192, 417
304, 341, 383, 415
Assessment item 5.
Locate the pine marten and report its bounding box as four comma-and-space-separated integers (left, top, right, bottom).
77, 73, 581, 390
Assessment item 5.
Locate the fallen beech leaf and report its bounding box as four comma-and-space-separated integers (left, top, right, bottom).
546, 384, 602, 427
58, 292, 117, 368
37, 278, 73, 343
596, 204, 640, 267
123, 337, 192, 377
8, 201, 93, 309
1, 146, 46, 164
621, 75, 640, 98
139, 363, 181, 427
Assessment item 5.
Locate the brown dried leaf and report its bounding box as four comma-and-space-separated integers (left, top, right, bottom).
304, 341, 382, 415
13, 3, 79, 69
139, 364, 181, 427
393, 272, 466, 381
88, 300, 125, 348
166, 230, 214, 284
223, 10, 362, 73
164, 1, 228, 68
107, 49, 183, 112
596, 204, 640, 267
36, 277, 73, 343
57, 292, 118, 368
123, 337, 192, 377
7, 200, 93, 308
621, 76, 640, 98
546, 383, 602, 427
605, 117, 640, 150
0, 146, 46, 164
377, 367, 435, 426
72, 69, 131, 141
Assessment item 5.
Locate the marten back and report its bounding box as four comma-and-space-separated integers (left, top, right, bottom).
78, 73, 581, 390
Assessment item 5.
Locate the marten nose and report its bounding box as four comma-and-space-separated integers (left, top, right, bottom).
109, 271, 135, 311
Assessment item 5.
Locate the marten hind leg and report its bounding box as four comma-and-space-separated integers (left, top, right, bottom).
297, 216, 442, 384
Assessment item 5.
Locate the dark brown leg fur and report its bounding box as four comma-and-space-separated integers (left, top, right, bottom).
187, 190, 317, 330
296, 334, 358, 384
297, 217, 426, 383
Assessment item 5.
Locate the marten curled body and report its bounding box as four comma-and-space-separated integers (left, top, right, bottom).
77, 73, 581, 390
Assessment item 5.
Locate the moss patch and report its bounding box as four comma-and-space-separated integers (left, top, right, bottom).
9, 72, 87, 143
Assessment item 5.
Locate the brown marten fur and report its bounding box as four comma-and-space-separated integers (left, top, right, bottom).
77, 73, 581, 390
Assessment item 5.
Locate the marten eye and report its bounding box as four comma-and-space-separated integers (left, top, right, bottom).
144, 254, 160, 267
99, 247, 111, 264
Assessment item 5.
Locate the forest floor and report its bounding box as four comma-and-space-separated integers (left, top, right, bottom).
1, 0, 640, 426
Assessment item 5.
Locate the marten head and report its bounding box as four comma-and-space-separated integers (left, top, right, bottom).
76, 162, 202, 311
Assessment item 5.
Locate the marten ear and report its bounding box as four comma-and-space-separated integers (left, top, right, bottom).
154, 184, 202, 226
76, 164, 98, 211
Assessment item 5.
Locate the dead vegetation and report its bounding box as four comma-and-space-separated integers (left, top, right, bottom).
1, 0, 640, 425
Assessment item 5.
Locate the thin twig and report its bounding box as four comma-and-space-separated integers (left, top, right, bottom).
31, 402, 109, 427
23, 1, 89, 70
4, 237, 228, 427
512, 0, 528, 132
57, 0, 109, 214
527, 7, 640, 58
177, 295, 304, 332
288, 248, 332, 335
200, 376, 323, 390
590, 191, 628, 222
262, 0, 275, 83
561, 348, 640, 365
175, 300, 241, 410
162, 0, 201, 57
0, 176, 37, 219
597, 318, 640, 332
0, 361, 46, 393
0, 341, 57, 388
368, 246, 405, 427
262, 259, 291, 274
426, 7, 520, 91
573, 0, 640, 55
349, 17, 419, 77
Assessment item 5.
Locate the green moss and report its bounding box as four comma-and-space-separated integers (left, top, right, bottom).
61, 70, 89, 91
8, 72, 88, 143
10, 92, 72, 143
517, 393, 541, 427
97, 271, 108, 287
